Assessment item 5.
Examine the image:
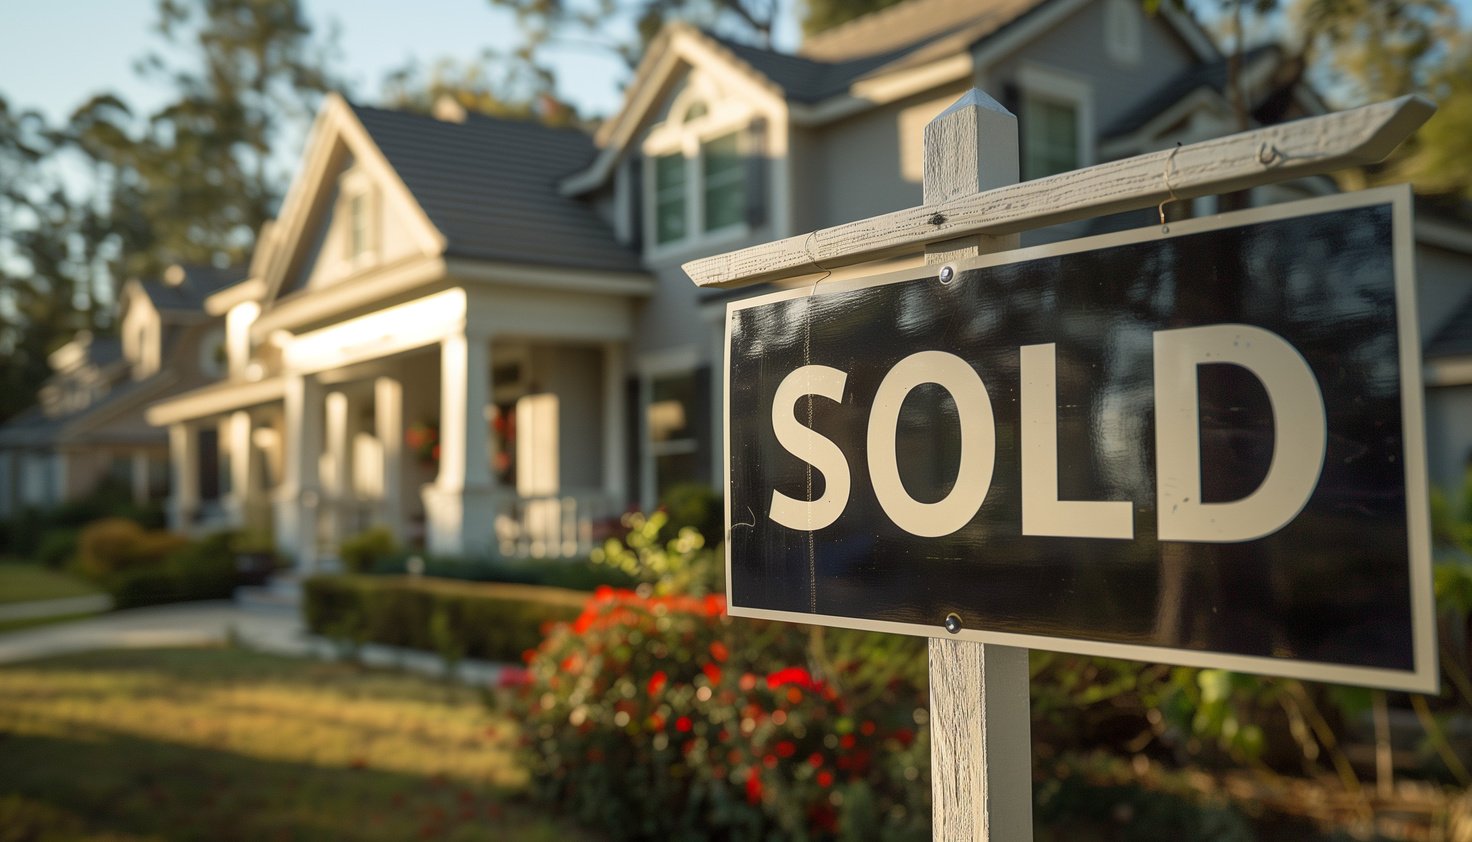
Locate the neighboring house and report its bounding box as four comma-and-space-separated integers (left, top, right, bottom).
0, 264, 236, 519
144, 0, 1472, 570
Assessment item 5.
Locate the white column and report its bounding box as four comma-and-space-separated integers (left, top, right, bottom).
280, 373, 324, 572
131, 449, 150, 507
168, 424, 200, 532
424, 330, 496, 556
225, 411, 252, 527
602, 342, 627, 505
325, 390, 351, 551
375, 376, 405, 542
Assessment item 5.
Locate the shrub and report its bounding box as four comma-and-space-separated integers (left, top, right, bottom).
591, 510, 722, 596
301, 575, 585, 663
339, 526, 397, 574
365, 554, 639, 592
34, 529, 79, 568
514, 588, 931, 841
105, 530, 241, 610
658, 482, 724, 546
74, 518, 188, 580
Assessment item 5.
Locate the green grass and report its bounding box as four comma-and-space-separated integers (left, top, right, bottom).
0, 562, 101, 605
0, 647, 598, 842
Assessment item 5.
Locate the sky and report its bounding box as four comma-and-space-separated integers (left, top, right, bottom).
0, 0, 801, 128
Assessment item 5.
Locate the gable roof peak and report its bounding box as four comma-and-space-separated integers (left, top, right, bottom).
799, 0, 1047, 62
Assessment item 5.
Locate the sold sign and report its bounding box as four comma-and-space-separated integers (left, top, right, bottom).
723, 190, 1437, 693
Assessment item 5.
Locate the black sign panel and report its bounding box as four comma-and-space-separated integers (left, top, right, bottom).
724, 189, 1435, 692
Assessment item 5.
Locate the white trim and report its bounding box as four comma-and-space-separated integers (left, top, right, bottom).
1425, 356, 1472, 387
721, 186, 1436, 694
147, 376, 287, 427
205, 277, 267, 316
446, 258, 654, 296
282, 288, 468, 375
252, 254, 446, 339
1015, 62, 1095, 178
1417, 216, 1472, 255
789, 54, 976, 126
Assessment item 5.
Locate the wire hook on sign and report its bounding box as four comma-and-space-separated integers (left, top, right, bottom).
1158, 141, 1182, 234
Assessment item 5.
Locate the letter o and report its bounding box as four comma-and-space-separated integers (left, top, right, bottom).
867, 351, 995, 537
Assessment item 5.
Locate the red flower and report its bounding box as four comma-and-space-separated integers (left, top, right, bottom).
495, 666, 531, 688
647, 671, 667, 697
744, 769, 763, 804
739, 673, 757, 691
839, 734, 856, 749
860, 720, 877, 736
817, 770, 834, 788
702, 663, 722, 685
709, 641, 729, 662
765, 666, 815, 690
808, 752, 824, 768
675, 716, 692, 733
775, 741, 795, 758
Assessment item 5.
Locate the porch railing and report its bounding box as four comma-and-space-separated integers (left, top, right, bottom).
495, 491, 621, 560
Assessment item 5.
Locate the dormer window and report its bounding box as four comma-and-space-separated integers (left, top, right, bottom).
347, 192, 369, 259
641, 79, 760, 256
1016, 65, 1094, 182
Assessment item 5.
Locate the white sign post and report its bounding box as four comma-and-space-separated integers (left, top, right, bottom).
921, 90, 1033, 842
693, 89, 1435, 841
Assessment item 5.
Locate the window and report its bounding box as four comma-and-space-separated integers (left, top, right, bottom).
1016, 65, 1093, 182
347, 192, 369, 259
654, 153, 688, 245
702, 132, 745, 232
648, 370, 700, 500
1023, 96, 1080, 180
641, 80, 757, 254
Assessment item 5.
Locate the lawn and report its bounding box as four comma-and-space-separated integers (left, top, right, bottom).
0, 647, 598, 841
0, 562, 101, 604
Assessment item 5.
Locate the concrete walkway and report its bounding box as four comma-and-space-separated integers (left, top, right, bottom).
0, 600, 514, 687
0, 594, 113, 622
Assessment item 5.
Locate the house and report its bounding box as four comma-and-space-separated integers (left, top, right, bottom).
142, 0, 1472, 570
0, 264, 236, 519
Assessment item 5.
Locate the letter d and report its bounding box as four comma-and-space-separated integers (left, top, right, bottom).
1154, 325, 1326, 542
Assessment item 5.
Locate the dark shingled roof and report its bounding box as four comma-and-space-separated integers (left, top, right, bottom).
1428, 296, 1472, 359
141, 264, 242, 313
1104, 45, 1279, 139
349, 103, 644, 273
84, 336, 124, 370
703, 32, 912, 103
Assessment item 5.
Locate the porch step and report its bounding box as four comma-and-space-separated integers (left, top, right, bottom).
234, 575, 303, 614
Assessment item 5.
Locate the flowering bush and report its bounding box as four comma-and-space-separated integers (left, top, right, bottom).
405, 421, 439, 465
513, 587, 931, 840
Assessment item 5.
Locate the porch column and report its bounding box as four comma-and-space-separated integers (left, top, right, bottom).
325, 390, 351, 551
279, 373, 324, 573
423, 329, 496, 557
131, 449, 150, 507
225, 411, 252, 528
375, 376, 405, 542
603, 342, 628, 505
168, 424, 200, 532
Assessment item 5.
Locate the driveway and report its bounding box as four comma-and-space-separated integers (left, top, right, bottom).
0, 601, 306, 665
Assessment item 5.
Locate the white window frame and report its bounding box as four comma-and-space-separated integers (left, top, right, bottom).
1016, 64, 1095, 181
1104, 0, 1143, 66
338, 166, 379, 271
641, 82, 755, 261
637, 345, 702, 510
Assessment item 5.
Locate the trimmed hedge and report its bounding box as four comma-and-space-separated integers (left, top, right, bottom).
302, 575, 587, 663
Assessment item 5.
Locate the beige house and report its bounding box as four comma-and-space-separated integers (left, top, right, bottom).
0, 265, 235, 518
141, 0, 1472, 569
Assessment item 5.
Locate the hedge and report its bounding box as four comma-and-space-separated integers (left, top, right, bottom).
302, 575, 587, 663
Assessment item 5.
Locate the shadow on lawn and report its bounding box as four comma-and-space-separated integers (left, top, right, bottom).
0, 727, 580, 842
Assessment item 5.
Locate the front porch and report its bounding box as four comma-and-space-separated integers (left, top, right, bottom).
153, 283, 638, 571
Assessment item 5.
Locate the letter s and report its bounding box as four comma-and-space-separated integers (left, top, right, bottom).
769, 365, 850, 531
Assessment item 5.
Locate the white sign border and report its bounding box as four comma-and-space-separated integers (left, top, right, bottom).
723, 185, 1437, 694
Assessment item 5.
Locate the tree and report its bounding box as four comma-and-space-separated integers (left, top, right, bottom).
488, 0, 780, 71
800, 0, 906, 37
380, 51, 581, 128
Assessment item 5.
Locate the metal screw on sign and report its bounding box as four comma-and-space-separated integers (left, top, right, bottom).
944, 613, 963, 634
938, 265, 955, 285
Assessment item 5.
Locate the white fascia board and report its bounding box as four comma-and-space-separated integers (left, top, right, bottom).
446, 258, 655, 296
282, 288, 467, 375
788, 53, 975, 126
204, 277, 267, 316
146, 376, 287, 427
251, 254, 447, 341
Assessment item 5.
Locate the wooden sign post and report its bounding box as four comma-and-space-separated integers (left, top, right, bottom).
921, 90, 1033, 841
696, 89, 1437, 841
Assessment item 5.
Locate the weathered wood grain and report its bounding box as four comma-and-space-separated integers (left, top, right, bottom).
684, 95, 1435, 289
922, 90, 1034, 842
